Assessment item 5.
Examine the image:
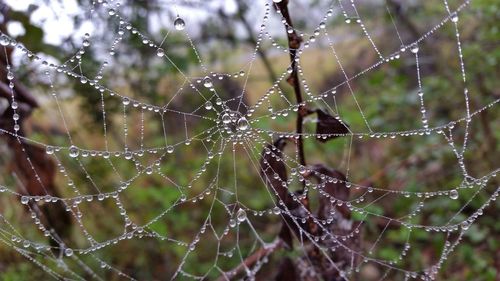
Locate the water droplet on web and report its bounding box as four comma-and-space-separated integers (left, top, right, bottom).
273, 0, 282, 3
449, 189, 459, 200
83, 39, 90, 47
450, 13, 458, 23
124, 151, 132, 160
46, 146, 55, 155
222, 113, 231, 124
69, 145, 80, 158
21, 196, 29, 205
345, 18, 351, 24
167, 146, 174, 153
203, 76, 213, 88
237, 117, 249, 131
461, 221, 470, 230
156, 48, 165, 57
64, 248, 74, 257
11, 102, 18, 109
272, 207, 281, 215
180, 194, 187, 202
145, 167, 153, 175
215, 98, 222, 105
319, 22, 326, 29
236, 208, 247, 222
108, 8, 116, 16
410, 44, 419, 54
122, 97, 130, 105
174, 17, 185, 30
204, 101, 213, 110
7, 72, 14, 80
0, 35, 10, 46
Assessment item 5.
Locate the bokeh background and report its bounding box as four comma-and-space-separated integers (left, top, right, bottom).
0, 0, 498, 280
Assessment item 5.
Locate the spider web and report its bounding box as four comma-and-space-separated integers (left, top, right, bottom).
0, 0, 498, 280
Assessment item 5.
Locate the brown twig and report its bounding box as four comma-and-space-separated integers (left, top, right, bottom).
275, 0, 326, 265
216, 239, 284, 281
275, 0, 307, 184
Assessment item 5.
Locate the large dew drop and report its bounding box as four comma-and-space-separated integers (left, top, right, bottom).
203, 77, 213, 88
0, 35, 10, 46
174, 17, 185, 31
46, 146, 55, 155
167, 145, 174, 154
236, 208, 247, 222
410, 44, 419, 54
449, 189, 459, 200
156, 48, 165, 57
68, 145, 80, 158
222, 113, 231, 124
64, 248, 74, 257
237, 117, 249, 131
204, 101, 213, 110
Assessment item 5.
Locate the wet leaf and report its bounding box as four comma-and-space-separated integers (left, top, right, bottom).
315, 109, 349, 142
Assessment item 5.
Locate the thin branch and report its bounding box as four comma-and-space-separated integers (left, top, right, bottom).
275, 0, 307, 182
216, 239, 284, 281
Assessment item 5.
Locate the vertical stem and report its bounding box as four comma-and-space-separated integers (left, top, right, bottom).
276, 0, 320, 241
275, 0, 307, 172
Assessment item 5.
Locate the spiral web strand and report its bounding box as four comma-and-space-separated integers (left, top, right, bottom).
0, 0, 498, 280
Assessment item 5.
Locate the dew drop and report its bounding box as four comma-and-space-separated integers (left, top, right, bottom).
68, 145, 79, 158
450, 13, 458, 23
237, 117, 249, 131
204, 101, 213, 110
203, 76, 213, 88
461, 221, 470, 230
122, 97, 130, 105
410, 44, 419, 54
46, 146, 55, 155
236, 208, 247, 222
83, 39, 90, 47
449, 189, 459, 200
124, 151, 133, 160
319, 22, 326, 29
21, 196, 29, 205
0, 35, 10, 46
167, 146, 174, 154
64, 248, 74, 257
156, 48, 165, 57
174, 17, 186, 30
222, 113, 231, 124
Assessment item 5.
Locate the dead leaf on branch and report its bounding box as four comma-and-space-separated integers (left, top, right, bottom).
315, 109, 349, 143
